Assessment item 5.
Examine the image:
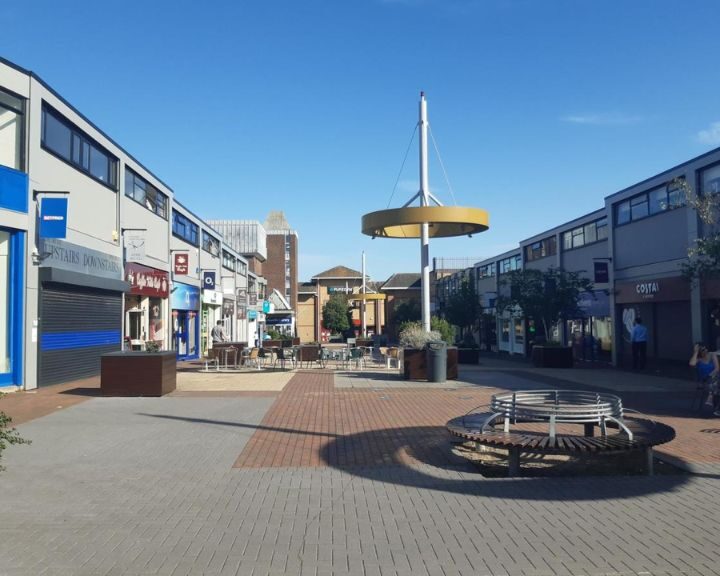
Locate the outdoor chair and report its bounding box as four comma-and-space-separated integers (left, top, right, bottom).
349, 347, 365, 370
386, 347, 400, 369
274, 347, 292, 370
244, 347, 261, 370
204, 348, 220, 371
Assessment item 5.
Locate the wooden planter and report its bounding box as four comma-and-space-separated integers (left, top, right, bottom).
403, 347, 458, 380
298, 345, 320, 367
531, 345, 574, 368
101, 351, 176, 396
457, 348, 480, 364
356, 338, 373, 348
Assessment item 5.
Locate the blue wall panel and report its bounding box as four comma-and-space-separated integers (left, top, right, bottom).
0, 166, 28, 213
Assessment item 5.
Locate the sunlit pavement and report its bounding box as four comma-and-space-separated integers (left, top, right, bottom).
0, 365, 719, 575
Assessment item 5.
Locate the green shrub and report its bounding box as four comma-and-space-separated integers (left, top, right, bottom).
399, 322, 441, 348
0, 394, 31, 472
431, 317, 455, 345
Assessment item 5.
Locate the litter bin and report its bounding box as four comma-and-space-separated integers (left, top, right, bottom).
426, 341, 447, 383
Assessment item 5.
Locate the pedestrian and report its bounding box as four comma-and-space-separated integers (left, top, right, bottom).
211, 320, 228, 344
631, 317, 648, 370
689, 342, 720, 415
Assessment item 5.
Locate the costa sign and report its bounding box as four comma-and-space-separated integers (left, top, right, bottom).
615, 277, 689, 304
636, 282, 659, 296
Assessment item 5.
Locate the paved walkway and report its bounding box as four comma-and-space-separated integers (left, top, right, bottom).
1, 363, 720, 575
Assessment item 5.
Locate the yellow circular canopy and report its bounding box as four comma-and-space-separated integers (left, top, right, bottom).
348, 293, 386, 301
361, 206, 489, 239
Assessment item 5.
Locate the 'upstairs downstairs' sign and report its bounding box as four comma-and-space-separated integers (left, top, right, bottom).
39, 238, 122, 280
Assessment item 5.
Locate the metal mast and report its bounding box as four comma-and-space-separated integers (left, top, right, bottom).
419, 93, 431, 332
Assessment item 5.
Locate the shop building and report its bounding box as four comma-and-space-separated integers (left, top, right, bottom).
0, 81, 28, 388
170, 203, 203, 360
380, 273, 420, 342
263, 211, 299, 311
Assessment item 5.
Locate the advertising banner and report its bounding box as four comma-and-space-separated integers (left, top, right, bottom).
39, 198, 68, 239
171, 282, 200, 310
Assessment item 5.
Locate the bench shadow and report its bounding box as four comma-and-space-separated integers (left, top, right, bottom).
318, 425, 697, 500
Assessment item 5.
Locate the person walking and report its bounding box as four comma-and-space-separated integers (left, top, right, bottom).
211, 320, 228, 344
631, 317, 648, 370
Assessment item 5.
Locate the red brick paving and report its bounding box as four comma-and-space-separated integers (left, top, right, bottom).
234, 370, 720, 470
234, 370, 497, 468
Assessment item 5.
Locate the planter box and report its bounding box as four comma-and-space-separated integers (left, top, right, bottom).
264, 339, 296, 348
531, 345, 574, 368
101, 351, 176, 396
457, 348, 480, 364
298, 345, 320, 366
403, 347, 458, 380
356, 338, 373, 348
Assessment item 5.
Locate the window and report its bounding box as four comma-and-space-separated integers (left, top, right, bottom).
172, 210, 199, 246
630, 195, 648, 220
524, 236, 557, 262
0, 88, 25, 171
499, 255, 521, 274
222, 250, 236, 271
125, 168, 168, 219
701, 164, 720, 196
202, 231, 220, 256
237, 260, 247, 276
41, 104, 117, 188
614, 180, 685, 226
562, 217, 609, 250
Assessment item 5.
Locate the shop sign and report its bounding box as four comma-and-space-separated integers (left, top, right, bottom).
248, 309, 258, 320
125, 263, 169, 297
248, 291, 258, 305
174, 253, 189, 275
202, 290, 223, 305
237, 304, 247, 320
328, 286, 353, 294
222, 299, 234, 318
124, 233, 146, 262
39, 238, 122, 280
266, 316, 292, 325
171, 282, 200, 310
594, 262, 609, 284
236, 288, 247, 303
39, 198, 68, 239
615, 276, 690, 304
262, 300, 271, 313
203, 271, 216, 290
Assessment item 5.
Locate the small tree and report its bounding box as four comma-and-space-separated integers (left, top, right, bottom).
322, 294, 351, 335
676, 178, 720, 282
498, 267, 593, 343
444, 276, 479, 342
392, 299, 421, 329
431, 316, 455, 345
1, 395, 31, 472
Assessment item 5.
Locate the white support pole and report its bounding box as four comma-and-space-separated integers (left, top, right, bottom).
361, 251, 367, 337
419, 92, 431, 332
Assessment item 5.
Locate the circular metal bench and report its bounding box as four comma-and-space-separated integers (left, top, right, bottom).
446, 390, 676, 476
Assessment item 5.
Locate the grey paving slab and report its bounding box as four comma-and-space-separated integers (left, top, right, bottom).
1, 394, 720, 575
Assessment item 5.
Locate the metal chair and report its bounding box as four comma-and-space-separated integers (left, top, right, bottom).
245, 347, 261, 370
349, 347, 365, 370
386, 347, 400, 369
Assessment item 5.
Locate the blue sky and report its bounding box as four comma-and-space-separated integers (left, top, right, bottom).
3, 0, 720, 281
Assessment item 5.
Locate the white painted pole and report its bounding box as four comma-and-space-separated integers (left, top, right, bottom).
361, 251, 367, 337
419, 92, 431, 332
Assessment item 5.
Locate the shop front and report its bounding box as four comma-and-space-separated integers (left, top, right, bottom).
222, 298, 235, 340
566, 290, 612, 363
615, 276, 692, 365
123, 263, 169, 350
201, 289, 223, 356
171, 282, 200, 360
0, 227, 24, 387
37, 238, 128, 387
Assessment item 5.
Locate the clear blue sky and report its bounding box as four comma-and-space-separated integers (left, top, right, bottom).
3, 0, 720, 281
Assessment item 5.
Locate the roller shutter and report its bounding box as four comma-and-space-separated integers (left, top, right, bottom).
39, 283, 122, 387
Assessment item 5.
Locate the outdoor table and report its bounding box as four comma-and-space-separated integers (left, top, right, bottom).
222, 347, 238, 369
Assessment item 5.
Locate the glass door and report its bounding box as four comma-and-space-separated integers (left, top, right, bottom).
174, 311, 188, 357
0, 231, 10, 377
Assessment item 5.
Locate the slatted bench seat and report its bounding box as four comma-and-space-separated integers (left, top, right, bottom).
446, 390, 676, 476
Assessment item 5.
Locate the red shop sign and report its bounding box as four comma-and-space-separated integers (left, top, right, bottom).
174, 253, 189, 275
125, 263, 170, 298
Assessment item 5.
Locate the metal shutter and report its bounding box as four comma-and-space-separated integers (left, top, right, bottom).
39, 283, 122, 387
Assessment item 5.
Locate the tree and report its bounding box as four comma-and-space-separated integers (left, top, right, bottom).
392, 299, 421, 328
677, 178, 720, 282
444, 276, 479, 342
322, 295, 351, 335
497, 267, 593, 343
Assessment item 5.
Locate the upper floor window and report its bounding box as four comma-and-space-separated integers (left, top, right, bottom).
222, 250, 236, 271
525, 236, 557, 262
0, 88, 25, 171
202, 231, 220, 256
41, 104, 117, 188
477, 263, 495, 279
237, 260, 247, 276
701, 163, 720, 196
614, 180, 685, 226
124, 168, 168, 219
499, 255, 521, 274
172, 210, 199, 246
562, 218, 608, 250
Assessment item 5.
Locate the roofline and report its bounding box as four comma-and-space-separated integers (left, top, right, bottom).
605, 145, 720, 201
1, 55, 175, 193
310, 275, 367, 280
518, 207, 606, 244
